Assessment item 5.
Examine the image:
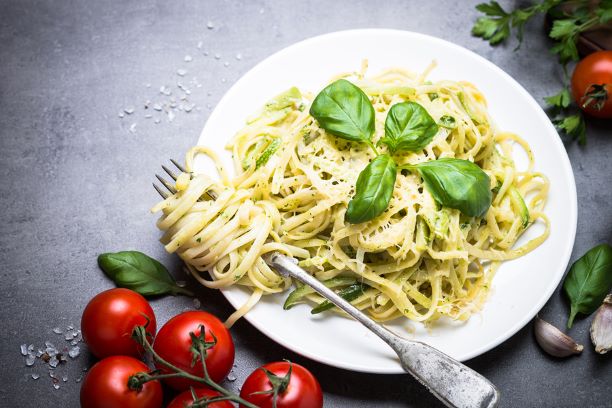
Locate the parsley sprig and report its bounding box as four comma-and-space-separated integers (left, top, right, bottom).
472, 0, 612, 145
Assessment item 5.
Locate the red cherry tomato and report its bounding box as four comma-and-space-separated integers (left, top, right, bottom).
80, 355, 163, 408
81, 288, 156, 358
153, 311, 234, 390
571, 50, 612, 118
167, 388, 234, 408
239, 361, 323, 408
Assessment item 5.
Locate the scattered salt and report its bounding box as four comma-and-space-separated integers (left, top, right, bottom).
52, 327, 62, 334
145, 114, 152, 119
129, 123, 137, 133
124, 107, 135, 114
235, 53, 242, 60
227, 371, 237, 382
203, 51, 209, 56
184, 55, 193, 62
68, 346, 80, 358
206, 21, 215, 29
25, 355, 35, 366
177, 69, 187, 77
31, 373, 40, 380
49, 356, 59, 368
224, 61, 230, 67
160, 85, 172, 96
65, 332, 74, 341
214, 53, 221, 60
118, 112, 125, 118
67, 325, 74, 331
167, 111, 175, 122
62, 376, 68, 382
192, 298, 201, 309
197, 41, 203, 49
154, 118, 161, 124
176, 280, 187, 288
75, 376, 82, 383
221, 78, 227, 83
153, 103, 163, 111
184, 104, 195, 113
20, 344, 28, 356
53, 384, 60, 390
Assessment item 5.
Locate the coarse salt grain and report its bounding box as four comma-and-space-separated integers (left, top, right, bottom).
177, 69, 187, 77
184, 55, 193, 62
52, 327, 62, 334
31, 373, 40, 380
20, 344, 28, 356
206, 21, 214, 29
68, 346, 80, 358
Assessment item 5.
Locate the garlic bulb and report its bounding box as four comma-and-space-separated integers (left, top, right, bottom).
590, 294, 612, 354
534, 317, 583, 357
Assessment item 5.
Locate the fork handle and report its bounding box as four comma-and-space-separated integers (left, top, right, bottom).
266, 253, 499, 408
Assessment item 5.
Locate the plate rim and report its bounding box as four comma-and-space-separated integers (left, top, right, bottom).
197, 28, 578, 373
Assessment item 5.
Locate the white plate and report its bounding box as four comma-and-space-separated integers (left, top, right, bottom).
195, 29, 577, 373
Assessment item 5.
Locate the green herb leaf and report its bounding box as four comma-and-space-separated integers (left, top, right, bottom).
563, 244, 612, 328
346, 154, 397, 224
472, 1, 512, 45
439, 115, 457, 129
412, 158, 492, 217
283, 277, 356, 310
98, 251, 193, 297
380, 102, 438, 153
256, 138, 281, 169
554, 113, 586, 145
309, 79, 375, 143
544, 87, 571, 110
311, 283, 368, 314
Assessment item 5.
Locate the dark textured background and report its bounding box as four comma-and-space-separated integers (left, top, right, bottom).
1, 0, 611, 407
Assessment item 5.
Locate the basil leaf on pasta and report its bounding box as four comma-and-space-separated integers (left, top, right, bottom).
309, 79, 375, 143
380, 102, 438, 153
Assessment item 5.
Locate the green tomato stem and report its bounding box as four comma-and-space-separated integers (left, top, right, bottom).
131, 326, 258, 408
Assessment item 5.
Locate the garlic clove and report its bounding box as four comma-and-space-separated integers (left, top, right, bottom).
534, 316, 583, 358
590, 294, 612, 354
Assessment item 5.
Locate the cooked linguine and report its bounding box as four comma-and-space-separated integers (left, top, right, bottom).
152, 63, 550, 327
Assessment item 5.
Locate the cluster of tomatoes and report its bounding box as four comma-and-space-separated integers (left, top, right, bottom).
79, 288, 323, 408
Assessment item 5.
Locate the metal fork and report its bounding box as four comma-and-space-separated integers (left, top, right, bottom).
154, 160, 500, 408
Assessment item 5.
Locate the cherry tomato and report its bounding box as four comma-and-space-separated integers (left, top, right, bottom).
80, 355, 163, 408
571, 50, 612, 118
167, 388, 234, 408
81, 288, 156, 359
240, 361, 323, 408
153, 311, 234, 390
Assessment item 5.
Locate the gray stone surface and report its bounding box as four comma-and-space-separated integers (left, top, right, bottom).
0, 0, 610, 407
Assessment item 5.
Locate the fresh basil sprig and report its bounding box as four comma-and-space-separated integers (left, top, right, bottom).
563, 243, 612, 328
309, 79, 375, 147
404, 159, 492, 217
309, 80, 492, 223
98, 251, 193, 297
380, 102, 438, 153
346, 154, 397, 224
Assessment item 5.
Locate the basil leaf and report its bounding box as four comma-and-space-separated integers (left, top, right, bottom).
309, 79, 375, 143
563, 244, 612, 328
439, 115, 457, 129
98, 251, 193, 297
380, 102, 438, 153
413, 158, 492, 217
346, 154, 397, 224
